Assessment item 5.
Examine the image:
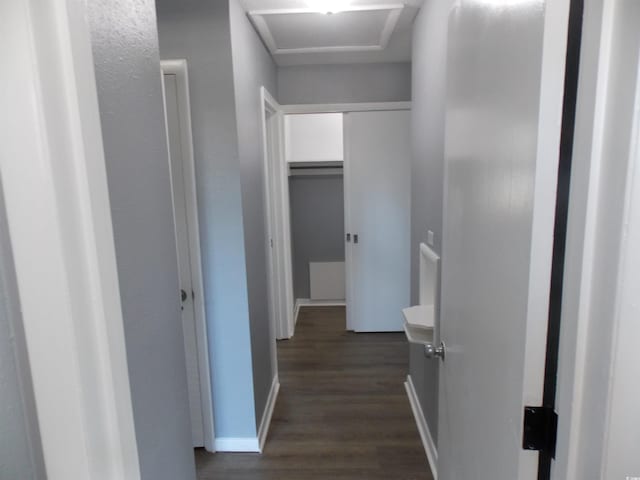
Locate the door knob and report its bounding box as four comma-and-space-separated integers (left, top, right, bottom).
181, 289, 187, 302
424, 341, 445, 361
353, 234, 359, 244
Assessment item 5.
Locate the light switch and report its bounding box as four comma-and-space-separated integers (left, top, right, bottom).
427, 230, 435, 246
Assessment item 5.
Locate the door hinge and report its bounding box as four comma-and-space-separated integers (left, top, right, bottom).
522, 406, 558, 458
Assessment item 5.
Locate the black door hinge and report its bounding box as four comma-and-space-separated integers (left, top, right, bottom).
522, 406, 558, 458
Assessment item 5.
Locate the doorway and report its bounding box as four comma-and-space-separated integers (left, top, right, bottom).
262, 99, 413, 339
161, 59, 215, 451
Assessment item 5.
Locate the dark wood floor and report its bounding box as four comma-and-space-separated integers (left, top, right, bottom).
196, 306, 432, 480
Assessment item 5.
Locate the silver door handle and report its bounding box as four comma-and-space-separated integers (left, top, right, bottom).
424, 341, 445, 361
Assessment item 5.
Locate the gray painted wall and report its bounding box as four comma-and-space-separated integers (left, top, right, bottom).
156, 0, 258, 439
229, 0, 279, 429
289, 176, 345, 299
0, 183, 45, 480
409, 0, 453, 445
86, 1, 196, 478
278, 63, 412, 104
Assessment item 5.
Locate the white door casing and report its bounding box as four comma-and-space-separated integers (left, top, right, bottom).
554, 1, 640, 478
261, 87, 295, 342
161, 60, 215, 451
437, 1, 570, 479
345, 110, 412, 332
1, 0, 140, 477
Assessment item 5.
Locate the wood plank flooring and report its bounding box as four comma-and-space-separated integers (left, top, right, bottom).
196, 306, 432, 480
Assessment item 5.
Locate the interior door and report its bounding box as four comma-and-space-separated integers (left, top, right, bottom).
437, 1, 570, 479
164, 73, 204, 447
345, 110, 411, 332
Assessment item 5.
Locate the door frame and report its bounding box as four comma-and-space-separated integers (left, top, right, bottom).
161, 59, 215, 452
268, 101, 411, 333
260, 87, 294, 341
554, 0, 640, 477
1, 0, 140, 477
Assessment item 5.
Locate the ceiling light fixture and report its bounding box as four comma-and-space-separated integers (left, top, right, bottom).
306, 0, 351, 14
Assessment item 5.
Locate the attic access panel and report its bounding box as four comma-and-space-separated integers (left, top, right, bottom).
249, 4, 404, 54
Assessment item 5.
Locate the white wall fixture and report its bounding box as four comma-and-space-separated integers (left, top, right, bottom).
403, 243, 439, 348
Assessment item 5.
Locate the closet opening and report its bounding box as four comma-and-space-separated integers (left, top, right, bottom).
261, 99, 412, 342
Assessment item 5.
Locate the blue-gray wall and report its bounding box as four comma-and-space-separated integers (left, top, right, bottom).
87, 1, 196, 477
289, 176, 345, 299
409, 0, 453, 446
229, 0, 279, 430
156, 0, 258, 439
0, 182, 45, 480
278, 63, 412, 104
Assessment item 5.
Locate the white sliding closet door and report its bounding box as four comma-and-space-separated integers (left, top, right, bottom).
345, 110, 411, 332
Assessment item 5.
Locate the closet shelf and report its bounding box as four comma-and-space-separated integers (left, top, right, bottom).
403, 305, 435, 345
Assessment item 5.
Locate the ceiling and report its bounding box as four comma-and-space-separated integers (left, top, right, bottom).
240, 0, 423, 66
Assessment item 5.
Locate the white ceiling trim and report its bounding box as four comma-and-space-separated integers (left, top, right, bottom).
248, 4, 405, 56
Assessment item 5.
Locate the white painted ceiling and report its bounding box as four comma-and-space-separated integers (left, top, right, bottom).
240, 0, 423, 66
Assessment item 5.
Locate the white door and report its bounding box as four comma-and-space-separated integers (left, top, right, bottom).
345, 110, 411, 332
164, 73, 204, 447
437, 1, 570, 479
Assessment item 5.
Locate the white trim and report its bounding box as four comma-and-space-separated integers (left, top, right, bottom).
160, 59, 216, 452
379, 7, 402, 49
294, 298, 347, 326
343, 112, 354, 331
269, 45, 386, 55
261, 87, 296, 342
258, 375, 281, 452
214, 437, 260, 453
405, 376, 438, 480
250, 14, 278, 53
248, 5, 404, 56
554, 2, 640, 478
249, 4, 404, 15
283, 102, 411, 115
0, 0, 139, 478
213, 372, 281, 456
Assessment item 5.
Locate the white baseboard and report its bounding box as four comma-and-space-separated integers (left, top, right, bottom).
294, 298, 346, 325
214, 437, 260, 452
258, 374, 280, 452
405, 375, 438, 480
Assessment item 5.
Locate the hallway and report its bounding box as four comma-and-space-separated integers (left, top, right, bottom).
195, 306, 432, 479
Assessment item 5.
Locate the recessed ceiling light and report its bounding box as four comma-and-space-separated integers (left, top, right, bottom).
307, 0, 351, 14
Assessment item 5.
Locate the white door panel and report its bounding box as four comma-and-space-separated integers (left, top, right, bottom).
345, 110, 411, 332
164, 74, 204, 447
438, 1, 569, 479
